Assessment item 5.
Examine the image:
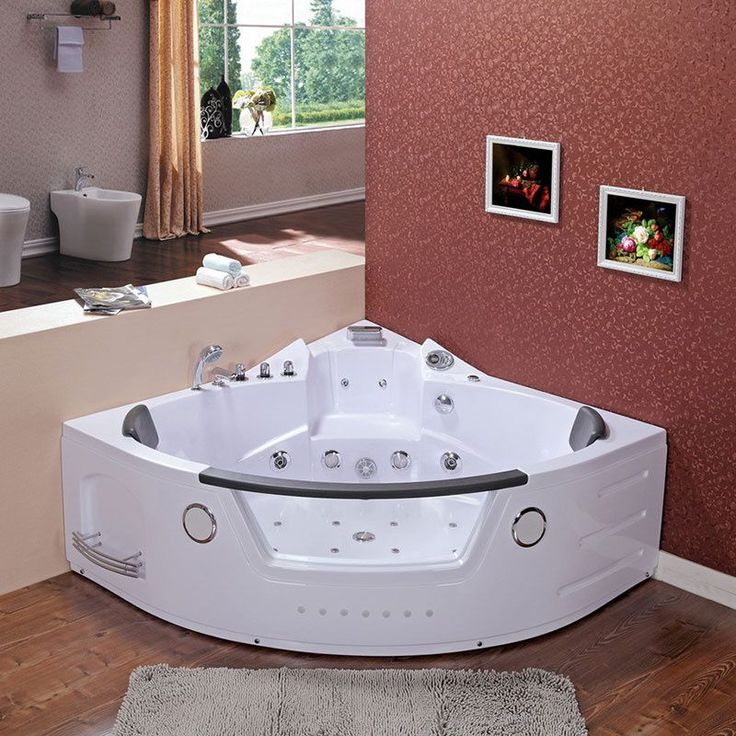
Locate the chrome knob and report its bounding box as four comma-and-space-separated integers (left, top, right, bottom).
233, 363, 246, 381
259, 362, 271, 379
282, 360, 295, 377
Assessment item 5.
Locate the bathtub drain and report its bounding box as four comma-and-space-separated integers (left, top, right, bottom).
352, 531, 376, 542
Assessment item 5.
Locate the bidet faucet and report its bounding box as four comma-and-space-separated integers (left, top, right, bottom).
192, 344, 224, 390
74, 167, 95, 192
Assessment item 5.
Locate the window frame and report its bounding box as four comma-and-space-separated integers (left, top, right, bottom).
199, 0, 366, 135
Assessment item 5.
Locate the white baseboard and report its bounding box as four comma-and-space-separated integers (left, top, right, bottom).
202, 188, 365, 228
23, 236, 58, 258
22, 188, 365, 258
655, 551, 736, 609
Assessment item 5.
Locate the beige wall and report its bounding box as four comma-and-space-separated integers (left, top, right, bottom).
202, 126, 365, 213
0, 251, 365, 594
0, 0, 149, 242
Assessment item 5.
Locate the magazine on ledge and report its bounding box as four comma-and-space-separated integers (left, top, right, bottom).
74, 284, 151, 315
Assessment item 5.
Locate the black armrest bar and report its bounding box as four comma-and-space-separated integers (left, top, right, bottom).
198, 467, 528, 500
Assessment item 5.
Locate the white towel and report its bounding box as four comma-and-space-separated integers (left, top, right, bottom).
55, 27, 84, 73
196, 267, 234, 291
234, 268, 250, 288
203, 253, 241, 277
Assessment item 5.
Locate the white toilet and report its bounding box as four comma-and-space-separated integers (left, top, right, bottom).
0, 194, 31, 287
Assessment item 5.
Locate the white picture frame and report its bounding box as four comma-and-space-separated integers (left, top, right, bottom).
485, 135, 561, 223
597, 186, 685, 282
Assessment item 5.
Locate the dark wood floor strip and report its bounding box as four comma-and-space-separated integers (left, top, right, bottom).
0, 202, 365, 312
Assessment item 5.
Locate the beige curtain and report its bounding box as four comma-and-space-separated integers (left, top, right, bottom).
144, 0, 207, 240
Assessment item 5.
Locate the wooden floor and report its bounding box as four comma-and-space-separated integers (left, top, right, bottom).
2, 576, 736, 734
0, 202, 365, 312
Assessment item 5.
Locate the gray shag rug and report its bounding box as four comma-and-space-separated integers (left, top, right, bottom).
113, 665, 587, 735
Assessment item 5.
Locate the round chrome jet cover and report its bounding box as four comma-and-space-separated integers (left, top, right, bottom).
434, 394, 454, 414
322, 450, 341, 469
441, 451, 461, 472
391, 450, 411, 470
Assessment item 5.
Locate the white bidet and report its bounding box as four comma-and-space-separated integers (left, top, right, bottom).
51, 187, 142, 262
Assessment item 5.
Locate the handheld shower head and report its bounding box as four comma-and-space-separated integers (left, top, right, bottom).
192, 344, 224, 389
201, 344, 224, 363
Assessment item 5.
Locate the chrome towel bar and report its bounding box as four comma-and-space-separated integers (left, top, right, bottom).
72, 531, 144, 578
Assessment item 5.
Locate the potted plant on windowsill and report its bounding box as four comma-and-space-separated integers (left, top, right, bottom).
232, 88, 277, 136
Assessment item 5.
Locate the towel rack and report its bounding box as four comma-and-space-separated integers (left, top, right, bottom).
72, 531, 144, 577
27, 12, 121, 30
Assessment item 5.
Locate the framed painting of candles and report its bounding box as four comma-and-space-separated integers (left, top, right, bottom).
485, 135, 561, 223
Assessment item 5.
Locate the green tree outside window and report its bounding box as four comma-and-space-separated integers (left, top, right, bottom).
199, 0, 365, 130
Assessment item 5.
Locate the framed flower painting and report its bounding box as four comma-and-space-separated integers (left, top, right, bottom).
485, 135, 561, 223
597, 186, 685, 282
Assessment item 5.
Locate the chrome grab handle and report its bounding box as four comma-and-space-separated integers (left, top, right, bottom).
72, 531, 144, 578
347, 325, 385, 345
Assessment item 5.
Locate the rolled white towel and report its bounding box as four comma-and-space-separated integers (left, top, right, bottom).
196, 267, 234, 291
203, 253, 241, 277
234, 268, 250, 288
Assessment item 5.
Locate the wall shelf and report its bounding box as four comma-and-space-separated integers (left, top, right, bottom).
26, 12, 121, 30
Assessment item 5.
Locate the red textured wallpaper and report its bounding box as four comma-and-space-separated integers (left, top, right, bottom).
365, 2, 736, 572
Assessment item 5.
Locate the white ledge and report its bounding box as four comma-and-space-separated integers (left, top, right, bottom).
0, 250, 365, 341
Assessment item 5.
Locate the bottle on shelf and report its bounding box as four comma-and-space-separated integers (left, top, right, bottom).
70, 0, 117, 17
217, 75, 233, 137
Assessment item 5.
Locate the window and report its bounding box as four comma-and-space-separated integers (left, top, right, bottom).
198, 0, 365, 133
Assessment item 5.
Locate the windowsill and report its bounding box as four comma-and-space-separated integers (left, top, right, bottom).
202, 122, 365, 142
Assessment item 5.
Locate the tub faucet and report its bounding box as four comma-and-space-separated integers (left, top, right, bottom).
192, 344, 224, 390
75, 167, 95, 192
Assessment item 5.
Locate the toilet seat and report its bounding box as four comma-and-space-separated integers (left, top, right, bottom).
0, 193, 31, 213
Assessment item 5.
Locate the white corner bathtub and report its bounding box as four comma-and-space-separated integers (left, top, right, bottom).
61, 322, 667, 656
